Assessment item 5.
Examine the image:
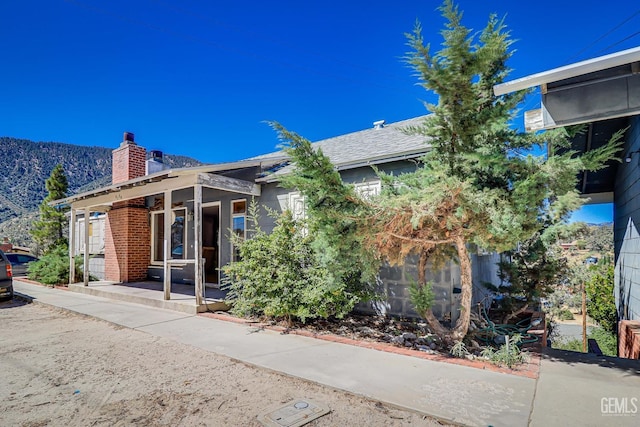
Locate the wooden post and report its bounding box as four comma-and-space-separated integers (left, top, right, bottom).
194, 184, 203, 306
69, 208, 76, 284
83, 209, 90, 286
163, 190, 171, 300
582, 282, 587, 352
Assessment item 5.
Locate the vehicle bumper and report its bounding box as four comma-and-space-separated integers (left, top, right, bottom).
0, 279, 13, 299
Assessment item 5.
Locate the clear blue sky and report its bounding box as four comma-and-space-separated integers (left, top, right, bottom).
2, 1, 638, 223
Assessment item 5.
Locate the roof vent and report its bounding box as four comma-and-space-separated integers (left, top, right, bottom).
373, 120, 385, 129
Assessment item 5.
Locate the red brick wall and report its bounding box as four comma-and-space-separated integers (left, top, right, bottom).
112, 142, 146, 185
619, 320, 640, 359
105, 137, 150, 282
105, 202, 150, 282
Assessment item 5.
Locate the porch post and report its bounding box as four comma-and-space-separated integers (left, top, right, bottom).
83, 208, 90, 286
69, 208, 76, 284
163, 190, 171, 300
194, 184, 203, 306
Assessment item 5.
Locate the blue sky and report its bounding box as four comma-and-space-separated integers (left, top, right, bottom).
2, 1, 638, 223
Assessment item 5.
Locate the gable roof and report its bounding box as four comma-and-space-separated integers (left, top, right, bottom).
53, 116, 431, 207
254, 115, 431, 182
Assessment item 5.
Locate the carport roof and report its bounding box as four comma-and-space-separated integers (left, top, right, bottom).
492, 47, 639, 201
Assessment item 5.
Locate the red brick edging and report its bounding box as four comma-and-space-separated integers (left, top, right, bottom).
199, 311, 541, 379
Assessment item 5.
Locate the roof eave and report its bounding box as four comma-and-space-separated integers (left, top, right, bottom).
494, 46, 640, 95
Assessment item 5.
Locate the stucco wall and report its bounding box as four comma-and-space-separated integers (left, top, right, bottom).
615, 115, 640, 321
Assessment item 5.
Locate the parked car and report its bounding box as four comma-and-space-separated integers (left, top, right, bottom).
5, 253, 38, 276
0, 250, 13, 300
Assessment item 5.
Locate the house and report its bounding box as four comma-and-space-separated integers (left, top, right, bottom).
494, 45, 640, 358
56, 118, 501, 321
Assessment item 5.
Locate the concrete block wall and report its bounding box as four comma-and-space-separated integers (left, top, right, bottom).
614, 116, 640, 322
356, 257, 460, 321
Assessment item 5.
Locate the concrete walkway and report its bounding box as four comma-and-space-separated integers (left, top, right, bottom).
11, 280, 640, 426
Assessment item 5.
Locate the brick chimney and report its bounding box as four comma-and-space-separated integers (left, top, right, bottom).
104, 131, 150, 283
112, 132, 146, 184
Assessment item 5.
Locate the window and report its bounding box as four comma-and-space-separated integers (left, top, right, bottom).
289, 192, 306, 221
231, 200, 246, 262
354, 180, 381, 200
151, 208, 186, 263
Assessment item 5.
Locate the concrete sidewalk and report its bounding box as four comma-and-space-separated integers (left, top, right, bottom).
11, 280, 640, 426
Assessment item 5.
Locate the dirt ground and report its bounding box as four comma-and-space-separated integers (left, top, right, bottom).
0, 300, 448, 427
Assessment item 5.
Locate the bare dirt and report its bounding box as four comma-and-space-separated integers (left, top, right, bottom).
0, 300, 449, 426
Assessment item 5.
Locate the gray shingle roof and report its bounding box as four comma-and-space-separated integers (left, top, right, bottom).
253, 115, 431, 181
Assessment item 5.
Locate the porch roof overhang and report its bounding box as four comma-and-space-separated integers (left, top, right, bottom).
493, 47, 639, 202
54, 158, 287, 210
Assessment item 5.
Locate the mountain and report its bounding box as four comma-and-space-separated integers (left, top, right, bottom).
0, 136, 201, 247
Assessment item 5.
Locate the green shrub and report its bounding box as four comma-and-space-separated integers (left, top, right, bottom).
589, 327, 617, 356
552, 327, 617, 357
408, 281, 435, 316
585, 265, 617, 334
223, 207, 364, 324
27, 245, 69, 285
450, 340, 469, 358
480, 334, 529, 368
558, 309, 574, 321
553, 337, 583, 353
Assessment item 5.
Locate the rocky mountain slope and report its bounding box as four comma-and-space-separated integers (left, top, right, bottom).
0, 136, 200, 247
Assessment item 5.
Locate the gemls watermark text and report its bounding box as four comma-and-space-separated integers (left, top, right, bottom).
601, 397, 638, 416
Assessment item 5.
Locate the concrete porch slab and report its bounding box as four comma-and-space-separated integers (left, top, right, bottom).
68, 280, 229, 315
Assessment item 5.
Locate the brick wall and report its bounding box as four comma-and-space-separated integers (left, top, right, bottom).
618, 320, 640, 359
112, 140, 146, 185
105, 134, 150, 282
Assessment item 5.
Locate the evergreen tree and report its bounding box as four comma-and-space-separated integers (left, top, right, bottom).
367, 0, 622, 341
31, 164, 69, 253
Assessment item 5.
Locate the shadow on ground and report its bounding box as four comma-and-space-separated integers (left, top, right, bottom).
0, 297, 32, 310
542, 347, 640, 376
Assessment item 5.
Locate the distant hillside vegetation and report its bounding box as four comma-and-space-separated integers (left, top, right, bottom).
0, 136, 201, 248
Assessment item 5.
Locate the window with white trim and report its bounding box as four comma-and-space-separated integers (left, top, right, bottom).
354, 180, 381, 200
151, 208, 186, 263
289, 192, 307, 221
231, 199, 247, 262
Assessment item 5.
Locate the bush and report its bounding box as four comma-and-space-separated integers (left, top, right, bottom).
558, 309, 574, 321
27, 245, 69, 285
589, 327, 617, 356
223, 208, 364, 324
585, 265, 617, 334
480, 334, 529, 368
552, 327, 616, 357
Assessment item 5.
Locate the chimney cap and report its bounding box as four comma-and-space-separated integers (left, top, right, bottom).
122, 131, 135, 145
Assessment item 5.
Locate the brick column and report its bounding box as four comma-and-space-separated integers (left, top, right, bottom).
104, 133, 150, 283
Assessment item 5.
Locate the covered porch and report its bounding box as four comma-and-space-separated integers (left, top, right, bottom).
61, 162, 265, 312
67, 280, 229, 315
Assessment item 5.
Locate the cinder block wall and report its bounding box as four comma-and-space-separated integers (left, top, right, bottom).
356, 256, 460, 321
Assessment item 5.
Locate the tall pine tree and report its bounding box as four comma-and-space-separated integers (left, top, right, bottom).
273, 0, 622, 344
367, 0, 621, 341
31, 164, 69, 253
